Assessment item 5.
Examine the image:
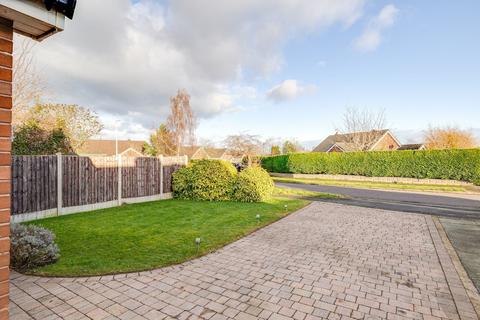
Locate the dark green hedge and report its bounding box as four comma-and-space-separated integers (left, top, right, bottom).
261, 149, 480, 185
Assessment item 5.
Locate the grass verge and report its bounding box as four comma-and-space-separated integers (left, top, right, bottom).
274, 177, 469, 193
274, 186, 342, 199
26, 197, 308, 277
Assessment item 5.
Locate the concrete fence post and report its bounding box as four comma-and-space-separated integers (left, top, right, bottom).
117, 155, 122, 206
159, 155, 164, 195
56, 153, 62, 216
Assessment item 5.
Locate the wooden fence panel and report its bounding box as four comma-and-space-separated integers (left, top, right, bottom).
11, 155, 185, 216
62, 156, 118, 207
11, 155, 57, 214
122, 157, 163, 199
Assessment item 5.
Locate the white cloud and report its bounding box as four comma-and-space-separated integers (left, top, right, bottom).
29, 0, 366, 139
266, 80, 317, 103
354, 4, 399, 52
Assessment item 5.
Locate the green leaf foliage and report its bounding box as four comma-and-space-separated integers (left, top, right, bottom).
233, 167, 274, 202
261, 149, 480, 185
173, 160, 238, 201
173, 160, 276, 202
12, 121, 74, 155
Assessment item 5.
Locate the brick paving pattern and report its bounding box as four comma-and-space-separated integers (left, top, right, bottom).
9, 202, 478, 319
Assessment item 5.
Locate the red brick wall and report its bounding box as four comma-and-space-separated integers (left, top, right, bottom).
372, 133, 400, 151
0, 18, 12, 320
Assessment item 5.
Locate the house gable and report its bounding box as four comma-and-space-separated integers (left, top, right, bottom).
326, 144, 345, 152
369, 131, 401, 151
120, 147, 144, 157
190, 147, 209, 160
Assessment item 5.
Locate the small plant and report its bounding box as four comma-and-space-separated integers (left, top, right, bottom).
10, 224, 60, 272
233, 166, 274, 202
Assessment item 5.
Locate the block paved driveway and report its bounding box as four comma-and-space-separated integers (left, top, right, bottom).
10, 202, 478, 320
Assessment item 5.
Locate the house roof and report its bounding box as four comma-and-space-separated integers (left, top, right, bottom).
179, 146, 204, 159
77, 140, 145, 156
398, 143, 426, 151
179, 146, 241, 161
205, 147, 227, 159
327, 142, 359, 152
313, 129, 390, 152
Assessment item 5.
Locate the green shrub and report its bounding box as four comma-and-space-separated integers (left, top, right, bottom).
10, 224, 60, 272
261, 149, 480, 185
173, 160, 237, 201
233, 167, 274, 202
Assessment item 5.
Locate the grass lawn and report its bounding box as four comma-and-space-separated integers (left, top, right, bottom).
274, 177, 470, 193
27, 197, 309, 277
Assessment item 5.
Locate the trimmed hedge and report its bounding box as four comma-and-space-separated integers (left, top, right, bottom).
173, 160, 237, 201
233, 167, 274, 202
261, 149, 480, 185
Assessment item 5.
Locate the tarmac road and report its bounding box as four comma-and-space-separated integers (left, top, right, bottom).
276, 182, 480, 219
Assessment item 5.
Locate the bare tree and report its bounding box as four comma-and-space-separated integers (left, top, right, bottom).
166, 89, 197, 155
198, 138, 216, 149
12, 37, 46, 127
224, 134, 262, 165
337, 107, 387, 151
424, 126, 477, 150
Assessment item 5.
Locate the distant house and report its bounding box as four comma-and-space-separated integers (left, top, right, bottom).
397, 143, 427, 151
77, 140, 146, 157
179, 146, 210, 160
179, 146, 242, 162
205, 147, 228, 159
313, 129, 401, 152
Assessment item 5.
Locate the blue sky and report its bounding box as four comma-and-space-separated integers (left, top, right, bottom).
34, 0, 480, 145
197, 1, 480, 143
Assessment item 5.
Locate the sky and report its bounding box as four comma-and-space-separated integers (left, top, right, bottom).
25, 0, 480, 147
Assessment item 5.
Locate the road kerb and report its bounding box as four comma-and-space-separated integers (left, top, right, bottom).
427, 215, 480, 319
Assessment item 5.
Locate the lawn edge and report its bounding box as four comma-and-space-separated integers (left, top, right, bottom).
21, 199, 314, 279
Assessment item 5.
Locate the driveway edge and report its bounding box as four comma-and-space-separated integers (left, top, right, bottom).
432, 216, 480, 318
426, 216, 479, 319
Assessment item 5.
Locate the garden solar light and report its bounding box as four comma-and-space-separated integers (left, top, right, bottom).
256, 214, 261, 223
195, 237, 201, 251
284, 204, 288, 211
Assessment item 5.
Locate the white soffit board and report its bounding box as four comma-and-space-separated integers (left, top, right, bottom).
0, 0, 65, 40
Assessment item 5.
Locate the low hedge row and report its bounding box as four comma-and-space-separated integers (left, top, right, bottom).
261, 149, 480, 185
